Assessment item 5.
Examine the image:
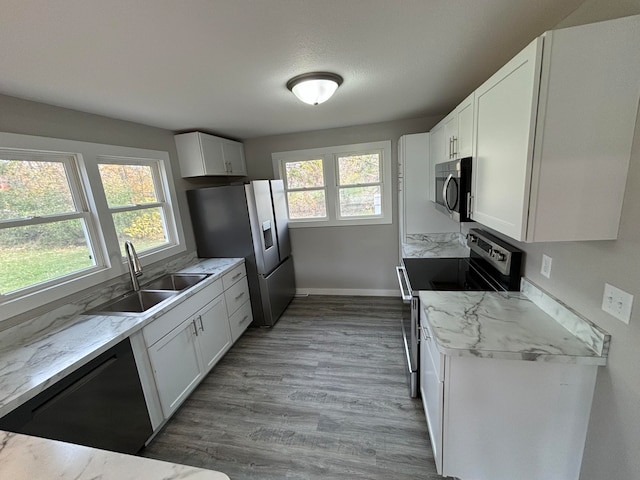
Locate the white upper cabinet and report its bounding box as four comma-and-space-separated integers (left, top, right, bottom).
471, 15, 640, 242
471, 39, 543, 241
429, 120, 446, 168
442, 92, 475, 161
175, 131, 247, 177
456, 94, 474, 159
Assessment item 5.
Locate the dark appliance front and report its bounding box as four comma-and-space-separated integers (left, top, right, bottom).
396, 229, 523, 397
434, 157, 472, 222
187, 180, 295, 327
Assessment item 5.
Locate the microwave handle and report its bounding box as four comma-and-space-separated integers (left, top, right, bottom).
443, 174, 454, 213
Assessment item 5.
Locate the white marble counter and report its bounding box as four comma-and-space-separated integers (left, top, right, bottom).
0, 430, 229, 480
402, 232, 470, 259
0, 257, 243, 418
419, 279, 609, 365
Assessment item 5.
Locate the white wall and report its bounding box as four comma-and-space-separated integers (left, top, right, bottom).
243, 116, 443, 295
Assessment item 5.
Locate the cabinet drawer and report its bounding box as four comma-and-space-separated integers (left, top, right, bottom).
143, 279, 223, 347
224, 276, 249, 317
229, 300, 253, 343
222, 263, 246, 290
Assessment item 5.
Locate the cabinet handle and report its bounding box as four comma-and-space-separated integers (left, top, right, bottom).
453, 136, 458, 157
231, 272, 243, 281
448, 138, 453, 158
198, 315, 204, 332
239, 315, 250, 325
192, 319, 199, 337
234, 291, 246, 301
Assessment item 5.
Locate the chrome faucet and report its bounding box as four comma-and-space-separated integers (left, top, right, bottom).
124, 241, 143, 291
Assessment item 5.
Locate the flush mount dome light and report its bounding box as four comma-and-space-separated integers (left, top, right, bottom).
286, 72, 343, 105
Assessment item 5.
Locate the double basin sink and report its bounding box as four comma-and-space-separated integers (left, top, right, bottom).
90, 274, 210, 315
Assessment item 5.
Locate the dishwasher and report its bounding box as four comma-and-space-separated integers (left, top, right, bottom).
0, 338, 153, 454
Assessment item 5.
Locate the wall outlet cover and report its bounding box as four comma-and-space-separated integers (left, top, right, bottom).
541, 254, 552, 278
602, 283, 633, 324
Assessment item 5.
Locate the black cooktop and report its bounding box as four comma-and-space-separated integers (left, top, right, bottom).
402, 229, 523, 294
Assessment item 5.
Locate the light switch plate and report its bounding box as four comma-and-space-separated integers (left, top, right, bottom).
602, 283, 633, 324
541, 254, 552, 278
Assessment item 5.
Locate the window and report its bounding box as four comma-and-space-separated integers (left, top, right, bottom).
0, 132, 186, 323
0, 151, 102, 296
97, 159, 173, 256
336, 153, 382, 218
272, 141, 392, 227
283, 158, 327, 220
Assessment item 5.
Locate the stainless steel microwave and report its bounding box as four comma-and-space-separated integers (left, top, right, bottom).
434, 157, 472, 222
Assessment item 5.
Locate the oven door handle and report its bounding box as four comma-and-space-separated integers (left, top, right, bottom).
442, 173, 454, 213
395, 266, 412, 302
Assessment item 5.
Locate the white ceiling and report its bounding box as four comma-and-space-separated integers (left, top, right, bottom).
0, 0, 586, 140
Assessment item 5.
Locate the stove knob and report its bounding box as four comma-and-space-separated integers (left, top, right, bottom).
467, 234, 478, 243
494, 251, 506, 261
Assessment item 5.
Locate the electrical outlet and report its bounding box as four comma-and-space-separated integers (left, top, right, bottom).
541, 254, 552, 278
602, 283, 633, 324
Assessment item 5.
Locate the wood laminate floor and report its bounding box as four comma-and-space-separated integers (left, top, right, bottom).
140, 295, 439, 480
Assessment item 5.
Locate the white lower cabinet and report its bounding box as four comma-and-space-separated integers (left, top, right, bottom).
420, 309, 598, 480
196, 295, 233, 372
147, 293, 232, 419
222, 263, 253, 342
140, 262, 251, 423
419, 324, 444, 474
148, 316, 204, 418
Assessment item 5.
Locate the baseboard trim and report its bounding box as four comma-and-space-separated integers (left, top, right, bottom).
295, 288, 398, 297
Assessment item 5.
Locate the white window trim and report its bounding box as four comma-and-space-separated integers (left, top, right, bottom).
272, 140, 392, 228
0, 132, 186, 323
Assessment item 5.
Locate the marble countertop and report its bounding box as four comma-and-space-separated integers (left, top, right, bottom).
0, 257, 243, 418
0, 257, 242, 480
402, 232, 470, 259
0, 430, 229, 480
419, 280, 609, 365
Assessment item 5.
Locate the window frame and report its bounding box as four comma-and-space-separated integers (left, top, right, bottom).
0, 150, 108, 298
96, 156, 180, 257
272, 140, 392, 228
0, 132, 186, 323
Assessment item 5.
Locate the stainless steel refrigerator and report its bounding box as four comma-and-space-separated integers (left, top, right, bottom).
187, 180, 295, 327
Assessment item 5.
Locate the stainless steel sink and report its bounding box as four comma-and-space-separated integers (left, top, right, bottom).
90, 290, 178, 315
143, 273, 210, 291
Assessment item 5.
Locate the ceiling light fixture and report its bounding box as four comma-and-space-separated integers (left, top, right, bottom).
286, 72, 343, 105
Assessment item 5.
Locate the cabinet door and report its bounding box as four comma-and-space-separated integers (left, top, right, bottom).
196, 295, 233, 374
443, 112, 457, 160
148, 318, 203, 418
471, 38, 542, 241
429, 123, 446, 204
420, 324, 444, 475
200, 133, 227, 175
456, 93, 474, 159
222, 141, 247, 176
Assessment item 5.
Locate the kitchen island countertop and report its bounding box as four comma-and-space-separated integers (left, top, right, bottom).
0, 430, 229, 480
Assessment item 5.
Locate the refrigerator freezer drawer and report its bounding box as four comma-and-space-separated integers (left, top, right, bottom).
258, 256, 295, 327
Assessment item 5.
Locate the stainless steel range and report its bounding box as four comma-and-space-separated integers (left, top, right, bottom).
396, 229, 523, 397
